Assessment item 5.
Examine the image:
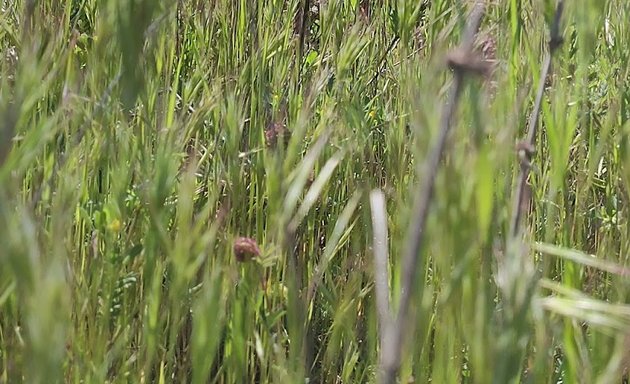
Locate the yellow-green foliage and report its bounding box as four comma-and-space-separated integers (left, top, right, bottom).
1, 1, 629, 383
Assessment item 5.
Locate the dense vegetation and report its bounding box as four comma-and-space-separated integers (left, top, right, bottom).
1, 0, 629, 383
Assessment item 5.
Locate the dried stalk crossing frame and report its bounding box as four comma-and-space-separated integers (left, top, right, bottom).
373, 3, 487, 383
510, 1, 565, 237
372, 1, 566, 383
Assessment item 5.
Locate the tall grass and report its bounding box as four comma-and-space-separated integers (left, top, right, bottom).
1, 0, 629, 383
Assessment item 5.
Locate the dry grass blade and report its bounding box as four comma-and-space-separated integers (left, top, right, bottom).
369, 189, 392, 346
536, 281, 630, 333
534, 242, 630, 276
377, 4, 487, 383
509, 1, 564, 237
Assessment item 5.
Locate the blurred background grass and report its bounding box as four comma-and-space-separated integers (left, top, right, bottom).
1, 0, 629, 383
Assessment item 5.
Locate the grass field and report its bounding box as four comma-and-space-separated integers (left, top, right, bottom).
1, 0, 630, 383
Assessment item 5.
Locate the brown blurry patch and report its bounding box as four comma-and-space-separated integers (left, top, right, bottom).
479, 34, 497, 62
446, 48, 492, 77
414, 25, 426, 51
476, 33, 500, 97
264, 121, 291, 149
305, 170, 315, 190
294, 0, 311, 51
358, 0, 371, 23
234, 237, 261, 262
